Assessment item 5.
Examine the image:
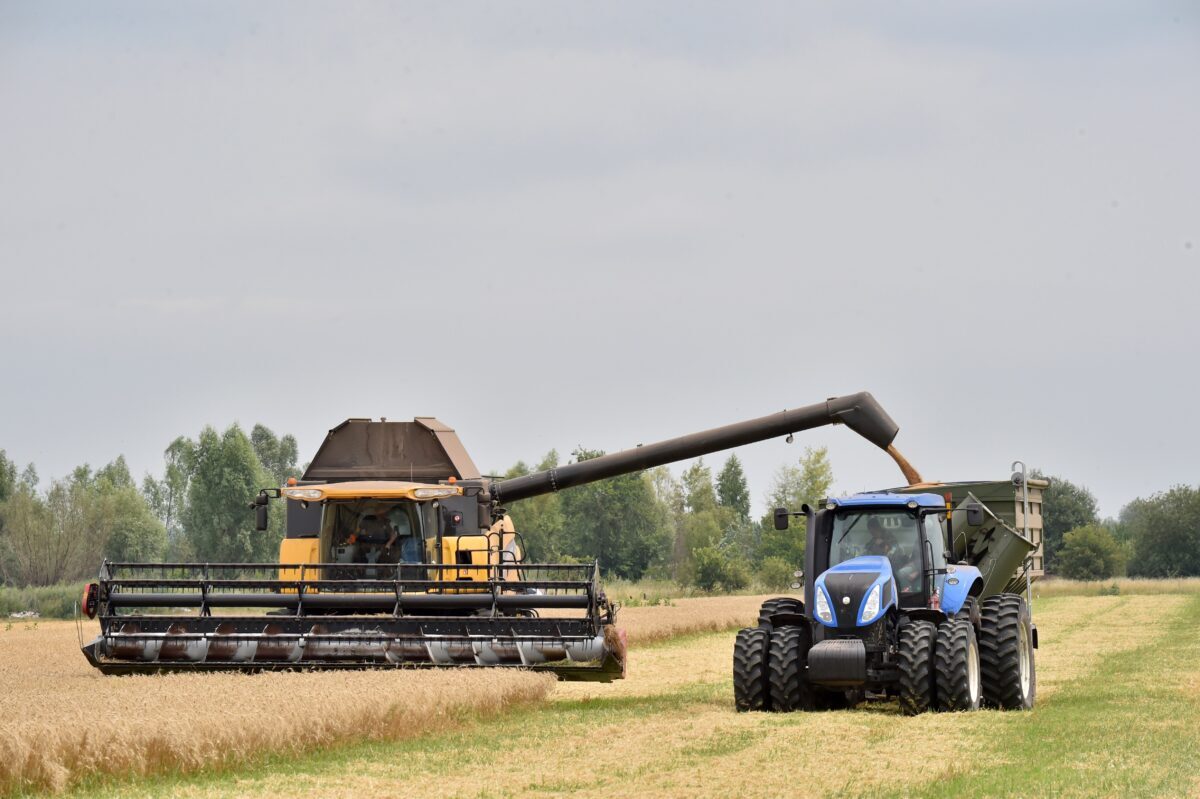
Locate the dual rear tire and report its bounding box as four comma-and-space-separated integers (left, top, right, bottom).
979, 593, 1036, 710
898, 617, 984, 715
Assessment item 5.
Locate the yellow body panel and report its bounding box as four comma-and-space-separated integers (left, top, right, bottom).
279, 538, 320, 590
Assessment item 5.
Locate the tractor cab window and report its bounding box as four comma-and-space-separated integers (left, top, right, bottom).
829, 510, 923, 598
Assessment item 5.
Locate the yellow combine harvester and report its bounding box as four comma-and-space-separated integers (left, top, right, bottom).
81, 393, 913, 681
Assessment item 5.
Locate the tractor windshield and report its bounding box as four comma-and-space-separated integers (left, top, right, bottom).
829, 510, 923, 598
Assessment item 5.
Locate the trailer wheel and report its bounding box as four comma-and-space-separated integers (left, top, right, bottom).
897, 620, 936, 716
733, 627, 772, 712
935, 618, 982, 711
757, 597, 804, 629
768, 626, 820, 712
979, 593, 1036, 710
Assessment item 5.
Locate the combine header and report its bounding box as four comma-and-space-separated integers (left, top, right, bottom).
82, 392, 914, 681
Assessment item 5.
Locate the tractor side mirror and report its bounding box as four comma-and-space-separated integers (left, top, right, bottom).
774, 507, 790, 531
966, 504, 985, 527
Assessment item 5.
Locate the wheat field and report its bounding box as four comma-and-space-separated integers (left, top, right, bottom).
0, 595, 765, 796
0, 619, 554, 796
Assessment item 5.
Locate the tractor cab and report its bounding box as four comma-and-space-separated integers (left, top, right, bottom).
801, 493, 981, 633
815, 494, 952, 613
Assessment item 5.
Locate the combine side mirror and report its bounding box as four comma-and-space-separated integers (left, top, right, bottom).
966, 504, 985, 527
774, 507, 790, 531
249, 490, 271, 531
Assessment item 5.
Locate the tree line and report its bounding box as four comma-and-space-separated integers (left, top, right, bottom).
1, 424, 1198, 588
0, 424, 299, 587
1035, 470, 1200, 581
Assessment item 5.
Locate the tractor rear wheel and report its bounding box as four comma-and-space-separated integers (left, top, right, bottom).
897, 620, 936, 716
757, 597, 804, 629
955, 596, 981, 628
979, 593, 1036, 710
733, 627, 772, 712
768, 626, 819, 712
935, 618, 982, 712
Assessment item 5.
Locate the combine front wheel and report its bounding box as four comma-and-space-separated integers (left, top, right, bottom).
935, 618, 982, 712
733, 627, 771, 712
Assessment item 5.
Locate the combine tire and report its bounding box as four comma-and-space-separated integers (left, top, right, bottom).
935, 619, 982, 712
979, 593, 1037, 710
757, 597, 804, 629
768, 626, 819, 712
897, 620, 936, 716
733, 627, 771, 712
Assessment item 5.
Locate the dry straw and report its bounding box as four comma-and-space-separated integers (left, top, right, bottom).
617, 595, 768, 646
0, 620, 554, 795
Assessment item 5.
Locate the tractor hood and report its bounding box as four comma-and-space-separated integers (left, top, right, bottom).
813, 556, 898, 628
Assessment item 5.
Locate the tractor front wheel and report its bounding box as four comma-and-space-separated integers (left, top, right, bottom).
733, 627, 772, 712
768, 626, 821, 712
897, 620, 936, 716
935, 618, 982, 711
757, 597, 804, 629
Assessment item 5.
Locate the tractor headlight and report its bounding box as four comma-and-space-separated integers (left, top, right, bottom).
814, 586, 834, 624
860, 583, 882, 624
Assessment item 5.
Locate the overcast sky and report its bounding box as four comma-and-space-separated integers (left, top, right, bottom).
2, 2, 1197, 517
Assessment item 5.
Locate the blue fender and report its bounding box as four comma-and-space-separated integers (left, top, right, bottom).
940, 565, 984, 615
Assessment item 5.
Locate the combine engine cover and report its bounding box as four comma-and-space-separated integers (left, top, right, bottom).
81, 560, 626, 681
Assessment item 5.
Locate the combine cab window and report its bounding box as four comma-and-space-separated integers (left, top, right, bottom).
322, 500, 428, 578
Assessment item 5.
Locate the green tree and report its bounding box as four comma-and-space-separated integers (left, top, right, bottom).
558, 448, 670, 580
648, 466, 688, 580
1032, 470, 1099, 573
1057, 524, 1126, 581
0, 482, 54, 585
92, 456, 167, 563
758, 447, 833, 567
180, 425, 278, 563
1122, 485, 1200, 577
691, 546, 750, 592
716, 454, 751, 521
681, 460, 717, 513
142, 436, 197, 556
503, 450, 566, 562
0, 449, 16, 505
677, 459, 735, 578
250, 424, 301, 485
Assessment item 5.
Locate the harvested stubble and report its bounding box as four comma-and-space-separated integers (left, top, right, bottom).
0, 621, 554, 796
616, 594, 769, 646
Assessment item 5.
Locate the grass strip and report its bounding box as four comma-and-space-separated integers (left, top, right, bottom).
902, 593, 1200, 799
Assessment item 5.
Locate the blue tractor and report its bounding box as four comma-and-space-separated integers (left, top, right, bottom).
734, 490, 1038, 714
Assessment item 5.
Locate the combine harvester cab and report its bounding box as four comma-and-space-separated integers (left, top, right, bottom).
737, 475, 1042, 714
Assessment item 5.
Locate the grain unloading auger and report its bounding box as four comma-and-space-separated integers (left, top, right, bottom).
82, 392, 914, 681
